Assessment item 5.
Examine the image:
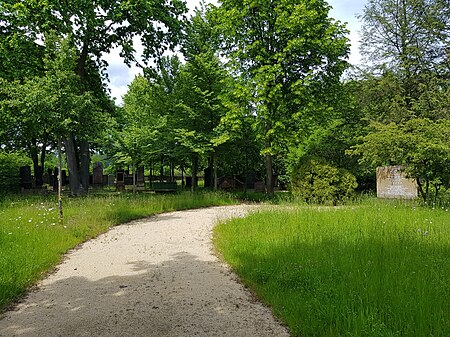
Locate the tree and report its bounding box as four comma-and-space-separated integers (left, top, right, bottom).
351, 0, 450, 199
211, 0, 349, 194
0, 36, 102, 196
360, 0, 449, 74
174, 9, 231, 190
360, 0, 450, 110
349, 118, 450, 202
0, 0, 187, 195
116, 72, 173, 183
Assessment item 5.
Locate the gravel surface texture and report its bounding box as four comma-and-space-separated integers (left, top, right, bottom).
0, 205, 291, 337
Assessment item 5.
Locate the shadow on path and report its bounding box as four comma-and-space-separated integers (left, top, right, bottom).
1, 252, 289, 337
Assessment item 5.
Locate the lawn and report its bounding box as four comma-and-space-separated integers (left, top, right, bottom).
0, 191, 236, 311
214, 199, 450, 337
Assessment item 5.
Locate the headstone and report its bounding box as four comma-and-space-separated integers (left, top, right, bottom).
185, 176, 192, 188
93, 162, 103, 185
254, 181, 265, 193
53, 167, 58, 191
102, 175, 108, 186
220, 178, 232, 190
124, 175, 133, 186
61, 170, 67, 186
47, 168, 54, 187
108, 174, 115, 186
35, 166, 43, 187
204, 167, 212, 188
246, 171, 256, 189
20, 166, 33, 189
377, 166, 418, 199
43, 172, 50, 185
116, 170, 125, 190
137, 166, 145, 189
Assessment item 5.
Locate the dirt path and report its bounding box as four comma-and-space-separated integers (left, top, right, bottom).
0, 205, 290, 337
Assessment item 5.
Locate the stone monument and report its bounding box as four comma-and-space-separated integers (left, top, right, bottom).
93, 162, 103, 185
377, 166, 418, 199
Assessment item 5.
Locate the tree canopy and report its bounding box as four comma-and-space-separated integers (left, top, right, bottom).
1, 0, 449, 203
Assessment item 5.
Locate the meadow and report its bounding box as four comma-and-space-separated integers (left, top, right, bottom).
214, 199, 450, 337
0, 191, 235, 311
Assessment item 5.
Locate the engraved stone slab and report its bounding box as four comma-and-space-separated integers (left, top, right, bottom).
377, 166, 418, 199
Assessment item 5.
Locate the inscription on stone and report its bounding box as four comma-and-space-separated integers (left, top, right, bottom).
377, 166, 418, 199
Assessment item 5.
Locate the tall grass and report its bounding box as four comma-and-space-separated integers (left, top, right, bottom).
0, 191, 235, 311
214, 199, 450, 337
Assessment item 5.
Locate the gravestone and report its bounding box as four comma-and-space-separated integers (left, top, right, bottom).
108, 174, 115, 186
93, 162, 103, 185
185, 176, 192, 188
124, 175, 133, 186
62, 170, 68, 186
43, 172, 50, 185
116, 170, 125, 190
47, 168, 54, 187
53, 168, 58, 191
136, 166, 145, 190
254, 181, 265, 193
35, 166, 43, 187
377, 166, 418, 199
246, 171, 256, 189
204, 167, 212, 188
20, 166, 33, 189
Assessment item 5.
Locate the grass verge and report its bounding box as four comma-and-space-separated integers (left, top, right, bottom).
213, 199, 450, 337
0, 191, 236, 311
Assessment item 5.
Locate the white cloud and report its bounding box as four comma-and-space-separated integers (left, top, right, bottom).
105, 0, 367, 105
328, 0, 367, 65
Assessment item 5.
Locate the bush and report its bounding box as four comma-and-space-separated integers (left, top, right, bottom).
0, 152, 31, 194
291, 157, 357, 205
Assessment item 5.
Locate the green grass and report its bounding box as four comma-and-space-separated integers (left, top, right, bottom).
0, 191, 236, 311
214, 199, 450, 337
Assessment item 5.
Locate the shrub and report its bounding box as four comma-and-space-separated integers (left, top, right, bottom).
291, 157, 357, 205
0, 152, 31, 194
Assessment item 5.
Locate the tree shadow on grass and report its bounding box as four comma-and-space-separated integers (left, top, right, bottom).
228, 237, 450, 337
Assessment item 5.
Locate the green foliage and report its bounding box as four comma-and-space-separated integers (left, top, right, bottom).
360, 0, 449, 77
290, 158, 357, 205
350, 118, 450, 202
214, 201, 450, 336
210, 0, 350, 193
0, 0, 187, 195
351, 0, 450, 200
0, 152, 31, 194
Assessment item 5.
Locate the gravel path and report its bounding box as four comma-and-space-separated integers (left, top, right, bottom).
0, 205, 291, 337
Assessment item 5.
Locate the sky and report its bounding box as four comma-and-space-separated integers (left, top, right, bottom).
105, 0, 367, 105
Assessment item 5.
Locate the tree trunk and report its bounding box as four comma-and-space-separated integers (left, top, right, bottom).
38, 136, 47, 187
181, 165, 185, 189
149, 161, 153, 189
57, 137, 63, 222
265, 151, 274, 196
29, 139, 43, 188
206, 156, 214, 188
160, 156, 164, 182
213, 156, 218, 190
30, 150, 39, 188
132, 162, 136, 194
191, 154, 198, 192
80, 139, 90, 194
170, 160, 175, 182
65, 133, 82, 196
